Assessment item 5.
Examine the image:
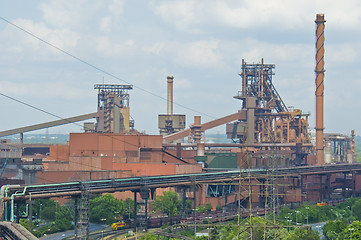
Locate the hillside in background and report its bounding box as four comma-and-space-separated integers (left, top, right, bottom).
1, 133, 232, 145
0, 134, 69, 144
2, 133, 361, 162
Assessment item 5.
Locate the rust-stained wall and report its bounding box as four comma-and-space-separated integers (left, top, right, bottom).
40, 158, 201, 185
355, 175, 361, 192
68, 133, 163, 160
284, 189, 302, 202
164, 149, 197, 164
40, 132, 202, 188
37, 170, 131, 183
112, 163, 202, 176
48, 145, 70, 161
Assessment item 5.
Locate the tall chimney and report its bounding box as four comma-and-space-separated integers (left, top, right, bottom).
315, 14, 326, 165
167, 76, 174, 115
352, 130, 355, 163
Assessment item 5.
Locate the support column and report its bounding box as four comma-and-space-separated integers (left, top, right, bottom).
20, 132, 23, 157
342, 173, 346, 197
193, 185, 197, 211
74, 198, 79, 239
28, 199, 33, 231
16, 202, 20, 223
224, 189, 228, 210
139, 186, 150, 232
133, 191, 137, 232
182, 187, 187, 217
176, 143, 182, 159
352, 171, 356, 197
319, 175, 323, 201
300, 175, 304, 203
325, 174, 331, 200
145, 198, 148, 231
246, 97, 256, 144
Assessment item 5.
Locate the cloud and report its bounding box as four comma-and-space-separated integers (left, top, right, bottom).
174, 40, 224, 68
0, 79, 92, 101
143, 39, 224, 68
0, 18, 79, 60
1, 0, 361, 135
39, 0, 125, 32
150, 0, 361, 32
327, 43, 358, 65
39, 0, 103, 29
95, 36, 135, 57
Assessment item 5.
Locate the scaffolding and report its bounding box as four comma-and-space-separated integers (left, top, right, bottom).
74, 183, 90, 240
232, 127, 300, 239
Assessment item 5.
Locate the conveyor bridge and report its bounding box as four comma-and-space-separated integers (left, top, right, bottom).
1, 163, 361, 239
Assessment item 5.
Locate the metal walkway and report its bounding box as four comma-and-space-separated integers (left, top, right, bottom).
0, 221, 37, 240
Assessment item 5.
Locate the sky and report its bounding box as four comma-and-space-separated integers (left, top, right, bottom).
0, 0, 360, 136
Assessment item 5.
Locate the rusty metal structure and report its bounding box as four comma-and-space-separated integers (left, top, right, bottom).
1, 14, 361, 238
94, 84, 133, 133
315, 14, 326, 165
324, 133, 353, 164
158, 76, 186, 137
228, 59, 310, 146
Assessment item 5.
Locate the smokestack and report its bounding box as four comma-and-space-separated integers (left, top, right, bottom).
352, 130, 355, 163
167, 76, 174, 115
315, 14, 326, 165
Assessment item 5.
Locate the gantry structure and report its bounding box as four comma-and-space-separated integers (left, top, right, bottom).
228, 59, 310, 146
94, 84, 133, 133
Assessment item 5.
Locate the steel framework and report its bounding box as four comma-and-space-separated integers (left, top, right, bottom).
94, 84, 133, 133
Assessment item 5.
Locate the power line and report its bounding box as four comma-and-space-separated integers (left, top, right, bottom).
0, 92, 164, 180
0, 16, 216, 120
0, 16, 215, 183
0, 92, 64, 120
2, 139, 165, 184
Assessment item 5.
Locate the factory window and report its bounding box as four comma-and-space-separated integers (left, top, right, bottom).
207, 184, 235, 198
140, 151, 151, 160
126, 151, 138, 157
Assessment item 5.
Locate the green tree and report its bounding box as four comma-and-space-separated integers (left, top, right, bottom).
338, 221, 361, 240
286, 227, 320, 240
139, 233, 158, 240
197, 202, 213, 213
89, 193, 123, 224
53, 218, 73, 232
209, 227, 219, 240
123, 198, 134, 220
152, 191, 181, 217
352, 199, 361, 221
55, 203, 73, 221
31, 199, 64, 222
219, 225, 238, 240
265, 228, 289, 240
322, 220, 347, 240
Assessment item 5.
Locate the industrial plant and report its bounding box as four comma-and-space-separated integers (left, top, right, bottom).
0, 13, 360, 239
